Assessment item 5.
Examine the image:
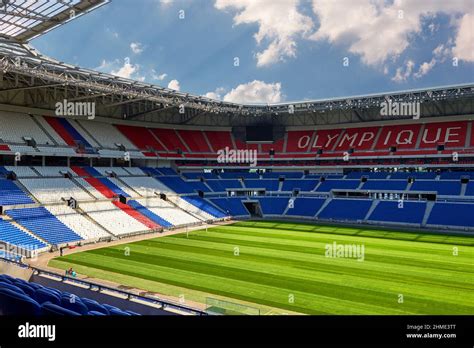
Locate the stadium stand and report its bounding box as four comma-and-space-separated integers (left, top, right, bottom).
6, 207, 83, 245
0, 179, 34, 205
0, 274, 140, 316
317, 199, 372, 221
0, 219, 47, 250
368, 201, 426, 224
285, 198, 326, 217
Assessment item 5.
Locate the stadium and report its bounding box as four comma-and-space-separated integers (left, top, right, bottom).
0, 1, 473, 339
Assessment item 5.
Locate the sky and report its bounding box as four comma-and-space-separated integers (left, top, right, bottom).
31, 0, 474, 104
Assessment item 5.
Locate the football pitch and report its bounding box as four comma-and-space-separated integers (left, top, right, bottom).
48, 221, 474, 315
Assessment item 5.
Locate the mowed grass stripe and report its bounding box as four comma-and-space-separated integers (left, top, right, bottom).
51, 221, 474, 314
168, 232, 474, 272
52, 252, 403, 315
123, 238, 474, 290
236, 221, 474, 246
89, 243, 474, 308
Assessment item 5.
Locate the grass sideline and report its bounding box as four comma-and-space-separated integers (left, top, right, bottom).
49, 220, 474, 315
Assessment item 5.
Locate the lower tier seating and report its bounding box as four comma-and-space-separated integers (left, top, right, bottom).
0, 219, 47, 250
6, 207, 82, 245
317, 199, 372, 221
427, 202, 474, 227
0, 274, 139, 316
368, 201, 426, 224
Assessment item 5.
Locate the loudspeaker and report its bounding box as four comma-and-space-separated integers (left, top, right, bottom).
198, 190, 204, 198
437, 144, 445, 151
390, 146, 396, 152
269, 149, 275, 156
348, 148, 354, 154
119, 195, 127, 204
160, 193, 167, 200
317, 149, 323, 155
293, 189, 300, 196
408, 177, 415, 184
320, 177, 326, 182
177, 148, 183, 154
7, 172, 16, 180
279, 177, 285, 182
361, 177, 368, 182
461, 177, 469, 184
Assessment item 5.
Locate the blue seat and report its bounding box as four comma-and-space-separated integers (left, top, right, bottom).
109, 308, 132, 316
81, 298, 109, 314
88, 310, 106, 316
35, 288, 61, 305
12, 281, 37, 299
0, 281, 26, 295
0, 288, 41, 315
0, 274, 14, 283
41, 302, 80, 316
60, 296, 89, 315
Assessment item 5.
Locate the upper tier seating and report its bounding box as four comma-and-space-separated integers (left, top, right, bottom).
78, 120, 137, 150
19, 178, 92, 203
206, 179, 242, 192
409, 181, 461, 196
0, 179, 34, 205
318, 199, 372, 221
7, 207, 82, 245
219, 172, 259, 179
361, 180, 408, 191
45, 205, 110, 240
315, 180, 360, 192
177, 130, 211, 152
0, 218, 47, 250
0, 112, 52, 145
118, 176, 170, 196
116, 125, 166, 152
281, 180, 318, 191
285, 198, 326, 217
33, 166, 73, 177
79, 201, 149, 235
156, 176, 198, 194
0, 275, 139, 316
261, 172, 303, 179
5, 166, 38, 178
244, 179, 279, 191
368, 201, 426, 224
390, 172, 437, 180
427, 202, 474, 227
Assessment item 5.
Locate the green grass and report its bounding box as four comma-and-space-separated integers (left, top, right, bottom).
49, 221, 474, 315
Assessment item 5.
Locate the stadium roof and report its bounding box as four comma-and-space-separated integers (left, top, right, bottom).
0, 0, 108, 42
0, 30, 472, 126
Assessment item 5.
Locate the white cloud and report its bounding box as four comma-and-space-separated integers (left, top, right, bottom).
97, 57, 145, 81
168, 79, 181, 91
203, 87, 226, 100
130, 42, 144, 54
453, 12, 474, 62
214, 0, 313, 67
151, 69, 168, 81
392, 60, 415, 82
310, 0, 473, 66
222, 80, 282, 103
414, 58, 436, 78
159, 0, 173, 5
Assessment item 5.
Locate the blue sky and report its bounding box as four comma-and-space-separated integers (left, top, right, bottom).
32, 0, 473, 104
